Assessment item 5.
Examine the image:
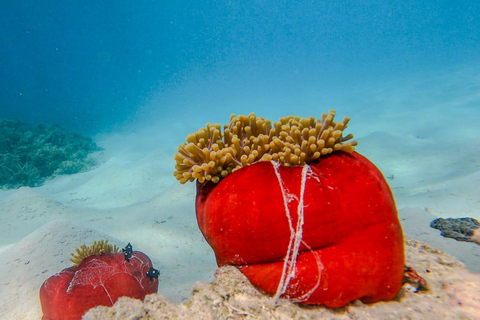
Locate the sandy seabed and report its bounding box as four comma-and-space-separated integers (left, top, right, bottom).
1, 103, 480, 319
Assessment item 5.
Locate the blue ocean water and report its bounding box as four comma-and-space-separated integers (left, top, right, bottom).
1, 1, 479, 134
1, 1, 480, 317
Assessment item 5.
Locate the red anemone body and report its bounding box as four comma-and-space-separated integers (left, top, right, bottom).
196, 151, 404, 307
40, 251, 158, 320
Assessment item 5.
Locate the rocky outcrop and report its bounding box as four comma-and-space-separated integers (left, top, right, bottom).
85, 237, 480, 320
431, 217, 480, 244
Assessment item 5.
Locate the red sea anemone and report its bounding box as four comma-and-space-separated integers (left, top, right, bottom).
174, 110, 404, 307
39, 241, 159, 320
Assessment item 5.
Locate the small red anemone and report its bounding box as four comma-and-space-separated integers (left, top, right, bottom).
40, 250, 158, 320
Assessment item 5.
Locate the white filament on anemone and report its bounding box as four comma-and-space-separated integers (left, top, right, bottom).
290, 241, 324, 303
272, 161, 321, 301
66, 254, 149, 305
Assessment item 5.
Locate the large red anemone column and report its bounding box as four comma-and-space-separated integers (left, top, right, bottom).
195, 151, 404, 307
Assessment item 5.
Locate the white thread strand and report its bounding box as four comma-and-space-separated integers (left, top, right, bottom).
272, 162, 311, 301
271, 161, 295, 300
291, 241, 324, 303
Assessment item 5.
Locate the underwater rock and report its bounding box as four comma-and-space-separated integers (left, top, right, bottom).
430, 217, 480, 245
84, 237, 480, 320
39, 242, 158, 320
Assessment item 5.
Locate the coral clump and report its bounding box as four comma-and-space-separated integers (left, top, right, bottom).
174, 110, 357, 184
430, 217, 480, 244
70, 240, 120, 267
0, 119, 99, 189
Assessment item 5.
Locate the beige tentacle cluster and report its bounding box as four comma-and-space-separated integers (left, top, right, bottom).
70, 240, 120, 266
174, 110, 357, 184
